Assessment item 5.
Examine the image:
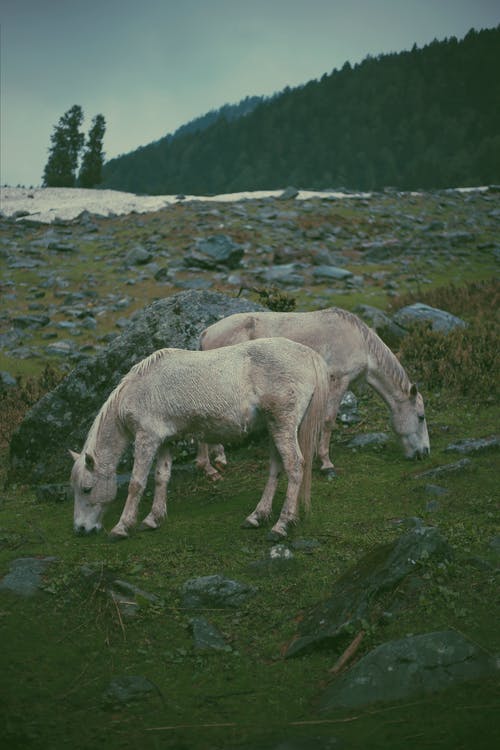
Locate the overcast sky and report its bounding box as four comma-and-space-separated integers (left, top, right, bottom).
1, 0, 499, 189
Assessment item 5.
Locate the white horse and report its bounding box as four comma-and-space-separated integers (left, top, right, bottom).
197, 307, 430, 480
70, 338, 329, 540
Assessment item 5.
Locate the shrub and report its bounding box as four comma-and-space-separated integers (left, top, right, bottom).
398, 320, 499, 399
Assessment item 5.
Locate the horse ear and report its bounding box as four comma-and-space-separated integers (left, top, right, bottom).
68, 449, 80, 462
409, 383, 418, 400
85, 452, 96, 471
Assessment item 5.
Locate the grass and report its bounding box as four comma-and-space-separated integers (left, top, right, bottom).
1, 189, 499, 749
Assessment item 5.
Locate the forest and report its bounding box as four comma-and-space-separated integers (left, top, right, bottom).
101, 26, 500, 195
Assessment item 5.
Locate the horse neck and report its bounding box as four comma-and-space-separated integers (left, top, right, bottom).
84, 397, 128, 474
364, 333, 411, 409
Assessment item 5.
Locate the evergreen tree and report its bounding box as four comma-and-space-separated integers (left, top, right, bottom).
78, 114, 106, 188
42, 105, 84, 187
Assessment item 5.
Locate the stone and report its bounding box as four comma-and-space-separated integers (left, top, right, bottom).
181, 574, 256, 609
0, 370, 17, 388
347, 432, 389, 449
445, 436, 500, 454
9, 290, 264, 483
190, 616, 231, 651
392, 303, 467, 334
312, 266, 353, 281
124, 245, 153, 266
0, 557, 58, 597
102, 675, 156, 707
184, 234, 244, 270
320, 630, 498, 711
278, 186, 299, 200
413, 458, 471, 480
337, 391, 359, 425
285, 527, 452, 658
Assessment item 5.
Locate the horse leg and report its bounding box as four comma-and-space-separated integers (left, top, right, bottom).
319, 376, 349, 476
140, 444, 172, 531
242, 442, 282, 529
110, 431, 160, 539
211, 443, 227, 470
269, 431, 304, 539
195, 441, 223, 481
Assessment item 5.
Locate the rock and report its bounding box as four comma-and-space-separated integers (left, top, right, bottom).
9, 290, 264, 483
261, 263, 304, 286
413, 458, 472, 480
11, 314, 50, 329
190, 616, 231, 651
312, 266, 353, 281
392, 303, 467, 334
184, 234, 244, 270
279, 186, 299, 200
35, 483, 70, 503
337, 391, 359, 425
102, 675, 156, 707
0, 370, 17, 388
124, 245, 153, 266
285, 527, 452, 658
181, 574, 256, 609
0, 557, 58, 597
320, 630, 498, 711
445, 436, 500, 454
347, 432, 389, 449
354, 304, 406, 345
109, 579, 160, 619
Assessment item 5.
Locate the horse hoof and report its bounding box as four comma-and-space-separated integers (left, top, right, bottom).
139, 521, 158, 532
241, 517, 259, 529
321, 467, 337, 480
268, 528, 287, 542
109, 527, 129, 541
207, 471, 222, 482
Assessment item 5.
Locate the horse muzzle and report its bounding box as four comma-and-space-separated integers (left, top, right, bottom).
74, 523, 101, 536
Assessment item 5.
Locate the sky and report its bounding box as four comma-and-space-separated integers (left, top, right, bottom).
1, 0, 499, 189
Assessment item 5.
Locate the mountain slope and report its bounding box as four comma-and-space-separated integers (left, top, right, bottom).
101, 26, 500, 194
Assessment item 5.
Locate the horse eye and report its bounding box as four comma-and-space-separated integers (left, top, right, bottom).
82, 487, 92, 495
418, 415, 425, 422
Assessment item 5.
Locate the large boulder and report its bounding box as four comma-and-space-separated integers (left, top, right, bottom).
392, 303, 467, 333
9, 290, 264, 484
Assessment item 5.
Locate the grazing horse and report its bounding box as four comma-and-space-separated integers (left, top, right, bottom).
197, 307, 430, 479
70, 338, 329, 540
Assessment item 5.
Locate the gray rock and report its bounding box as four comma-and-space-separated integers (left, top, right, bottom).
354, 304, 406, 344
109, 579, 160, 619
445, 436, 500, 454
261, 264, 304, 286
320, 630, 497, 710
279, 186, 299, 200
181, 574, 256, 609
103, 675, 156, 707
312, 266, 353, 281
0, 557, 57, 597
347, 432, 389, 449
11, 314, 50, 329
0, 370, 17, 388
190, 616, 231, 651
9, 290, 264, 483
184, 234, 244, 270
124, 245, 153, 266
337, 391, 359, 425
392, 303, 467, 334
285, 527, 451, 658
413, 458, 472, 479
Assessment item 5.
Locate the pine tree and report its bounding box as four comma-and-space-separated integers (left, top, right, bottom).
78, 114, 106, 188
42, 105, 85, 187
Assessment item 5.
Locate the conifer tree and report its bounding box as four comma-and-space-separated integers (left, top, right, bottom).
78, 114, 106, 188
42, 105, 85, 187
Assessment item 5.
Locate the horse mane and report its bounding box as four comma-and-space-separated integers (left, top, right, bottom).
331, 307, 411, 394
83, 348, 172, 453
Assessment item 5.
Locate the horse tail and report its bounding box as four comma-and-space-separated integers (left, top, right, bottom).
297, 351, 329, 511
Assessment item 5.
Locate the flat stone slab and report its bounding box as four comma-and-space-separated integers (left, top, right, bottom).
413, 458, 471, 479
445, 436, 500, 454
0, 557, 58, 596
181, 574, 256, 609
285, 527, 451, 658
320, 630, 498, 710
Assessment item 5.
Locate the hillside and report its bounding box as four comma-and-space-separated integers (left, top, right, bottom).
101, 26, 500, 195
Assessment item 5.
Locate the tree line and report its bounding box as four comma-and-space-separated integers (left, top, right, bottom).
100, 25, 500, 194
43, 105, 106, 188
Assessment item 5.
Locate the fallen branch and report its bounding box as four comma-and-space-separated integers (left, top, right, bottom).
328, 629, 365, 676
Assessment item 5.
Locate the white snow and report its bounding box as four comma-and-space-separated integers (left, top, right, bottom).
0, 186, 370, 224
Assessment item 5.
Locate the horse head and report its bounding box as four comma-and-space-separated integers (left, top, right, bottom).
70, 449, 117, 534
391, 384, 430, 460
